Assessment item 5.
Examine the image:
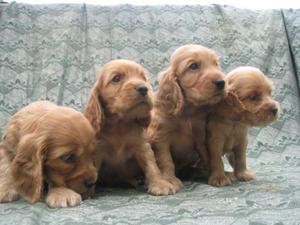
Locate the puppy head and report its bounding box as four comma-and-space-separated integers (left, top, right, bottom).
85, 59, 153, 132
156, 44, 227, 116
225, 67, 280, 126
11, 107, 97, 203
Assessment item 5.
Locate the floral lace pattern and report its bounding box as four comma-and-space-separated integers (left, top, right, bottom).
0, 3, 299, 225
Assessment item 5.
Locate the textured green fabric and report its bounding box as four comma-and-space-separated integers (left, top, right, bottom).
0, 3, 300, 225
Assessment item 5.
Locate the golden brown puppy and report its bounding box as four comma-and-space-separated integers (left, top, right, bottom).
85, 59, 176, 195
207, 67, 280, 186
148, 44, 228, 192
0, 101, 97, 208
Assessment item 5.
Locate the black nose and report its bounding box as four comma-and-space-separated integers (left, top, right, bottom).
84, 180, 96, 189
271, 107, 278, 116
136, 85, 148, 96
214, 79, 225, 90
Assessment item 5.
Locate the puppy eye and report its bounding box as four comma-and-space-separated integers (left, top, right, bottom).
188, 63, 199, 70
111, 74, 122, 83
248, 93, 259, 101
60, 154, 76, 163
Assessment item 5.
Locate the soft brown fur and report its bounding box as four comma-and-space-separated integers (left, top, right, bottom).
207, 67, 280, 186
85, 59, 176, 195
0, 101, 97, 208
148, 44, 228, 192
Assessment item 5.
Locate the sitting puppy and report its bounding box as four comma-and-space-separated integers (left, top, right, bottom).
148, 44, 227, 192
85, 59, 175, 195
0, 101, 97, 208
207, 67, 280, 186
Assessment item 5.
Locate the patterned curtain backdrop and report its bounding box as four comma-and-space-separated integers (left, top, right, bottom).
0, 2, 300, 225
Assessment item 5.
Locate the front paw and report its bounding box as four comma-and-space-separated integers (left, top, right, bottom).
148, 179, 177, 196
46, 188, 82, 208
163, 175, 183, 192
225, 171, 237, 182
208, 174, 232, 187
235, 170, 255, 181
0, 189, 19, 203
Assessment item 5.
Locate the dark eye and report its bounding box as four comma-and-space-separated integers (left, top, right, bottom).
60, 154, 75, 164
248, 93, 259, 101
188, 62, 199, 70
111, 74, 122, 83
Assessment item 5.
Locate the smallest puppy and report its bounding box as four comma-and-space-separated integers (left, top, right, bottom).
0, 101, 97, 208
207, 67, 280, 186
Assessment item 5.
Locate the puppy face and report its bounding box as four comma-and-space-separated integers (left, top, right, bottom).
170, 44, 227, 106
226, 67, 280, 126
155, 45, 227, 117
43, 109, 97, 199
100, 60, 153, 117
9, 104, 97, 202
85, 60, 153, 132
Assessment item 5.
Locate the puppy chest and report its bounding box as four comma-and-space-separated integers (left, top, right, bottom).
223, 126, 247, 154
170, 134, 198, 165
98, 138, 135, 164
109, 145, 135, 164
170, 119, 194, 140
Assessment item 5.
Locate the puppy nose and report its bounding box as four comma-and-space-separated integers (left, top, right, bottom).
84, 180, 96, 189
214, 79, 225, 90
136, 85, 148, 96
271, 107, 278, 116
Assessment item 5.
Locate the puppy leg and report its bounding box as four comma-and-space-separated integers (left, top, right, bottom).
194, 122, 210, 167
0, 149, 19, 203
195, 141, 210, 178
233, 138, 255, 181
135, 143, 177, 195
208, 139, 232, 187
152, 142, 183, 192
224, 153, 237, 182
45, 187, 82, 208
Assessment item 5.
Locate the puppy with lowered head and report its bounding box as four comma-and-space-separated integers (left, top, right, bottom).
207, 67, 280, 186
148, 44, 228, 192
85, 59, 176, 195
0, 101, 97, 208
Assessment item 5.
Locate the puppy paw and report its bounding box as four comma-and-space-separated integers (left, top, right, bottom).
208, 174, 232, 187
0, 189, 20, 203
225, 171, 237, 182
163, 175, 183, 192
148, 179, 177, 196
235, 170, 255, 181
46, 187, 82, 208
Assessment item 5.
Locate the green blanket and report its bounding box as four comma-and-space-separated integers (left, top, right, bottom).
0, 3, 299, 225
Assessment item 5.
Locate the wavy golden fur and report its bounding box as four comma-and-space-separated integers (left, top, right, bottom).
148, 44, 228, 192
0, 101, 97, 208
85, 59, 176, 195
207, 67, 280, 186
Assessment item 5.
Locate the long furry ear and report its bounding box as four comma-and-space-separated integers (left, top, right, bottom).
219, 92, 246, 121
155, 68, 184, 116
85, 86, 104, 134
225, 92, 245, 111
10, 134, 46, 203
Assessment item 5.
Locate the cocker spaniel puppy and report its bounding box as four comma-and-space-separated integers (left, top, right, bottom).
0, 101, 97, 208
207, 67, 280, 186
85, 59, 176, 195
148, 44, 228, 192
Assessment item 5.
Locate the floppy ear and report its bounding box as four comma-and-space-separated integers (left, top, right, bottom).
85, 86, 104, 134
220, 92, 246, 121
10, 134, 46, 203
155, 68, 184, 116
